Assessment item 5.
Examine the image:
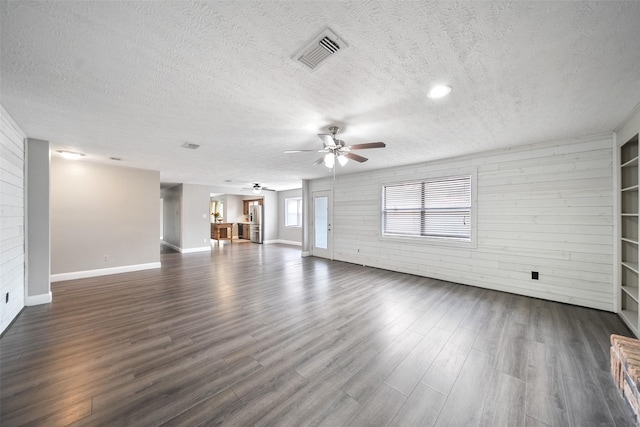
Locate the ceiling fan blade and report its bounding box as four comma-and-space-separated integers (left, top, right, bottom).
344, 152, 368, 163
312, 157, 325, 166
318, 133, 336, 147
347, 142, 386, 150
283, 149, 321, 153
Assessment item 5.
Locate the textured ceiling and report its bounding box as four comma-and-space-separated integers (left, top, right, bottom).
2, 1, 639, 191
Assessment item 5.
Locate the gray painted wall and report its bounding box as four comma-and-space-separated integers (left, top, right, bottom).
26, 138, 51, 302
181, 183, 211, 250
262, 191, 278, 242
51, 158, 160, 274
278, 188, 302, 244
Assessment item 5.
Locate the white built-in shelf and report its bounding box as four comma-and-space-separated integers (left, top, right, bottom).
620, 134, 640, 336
623, 157, 639, 168
622, 262, 640, 274
621, 310, 639, 335
622, 286, 640, 303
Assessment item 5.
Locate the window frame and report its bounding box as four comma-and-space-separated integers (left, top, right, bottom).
284, 196, 303, 228
380, 170, 477, 248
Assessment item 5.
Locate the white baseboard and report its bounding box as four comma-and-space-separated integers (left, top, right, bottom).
161, 241, 181, 251
301, 251, 311, 257
161, 241, 211, 254
26, 291, 52, 306
264, 239, 302, 246
181, 246, 212, 253
51, 262, 161, 282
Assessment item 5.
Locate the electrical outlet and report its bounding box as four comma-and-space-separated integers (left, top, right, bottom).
104, 255, 109, 262
532, 271, 539, 280
203, 238, 207, 243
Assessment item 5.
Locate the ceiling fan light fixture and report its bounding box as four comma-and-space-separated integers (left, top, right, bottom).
338, 154, 349, 166
323, 153, 335, 168
252, 184, 262, 194
427, 85, 452, 99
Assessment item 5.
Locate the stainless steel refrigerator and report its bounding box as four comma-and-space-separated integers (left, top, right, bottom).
249, 205, 263, 243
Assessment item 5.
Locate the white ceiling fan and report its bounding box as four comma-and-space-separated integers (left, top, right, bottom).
285, 126, 386, 169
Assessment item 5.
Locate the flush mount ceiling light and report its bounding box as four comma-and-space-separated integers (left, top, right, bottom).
427, 85, 452, 99
57, 150, 85, 160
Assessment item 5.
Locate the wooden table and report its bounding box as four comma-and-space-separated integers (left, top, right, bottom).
211, 223, 233, 242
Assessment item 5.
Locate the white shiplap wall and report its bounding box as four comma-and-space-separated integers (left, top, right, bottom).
310, 133, 615, 311
1, 106, 26, 334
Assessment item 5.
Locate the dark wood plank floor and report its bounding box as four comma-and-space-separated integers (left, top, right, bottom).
1, 243, 636, 426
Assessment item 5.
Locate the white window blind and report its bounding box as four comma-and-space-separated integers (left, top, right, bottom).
285, 197, 302, 227
382, 175, 471, 240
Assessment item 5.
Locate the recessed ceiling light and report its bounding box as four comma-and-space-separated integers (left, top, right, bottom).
57, 150, 85, 160
427, 85, 452, 99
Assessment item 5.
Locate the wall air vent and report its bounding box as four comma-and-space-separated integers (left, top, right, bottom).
294, 27, 348, 71
182, 142, 200, 150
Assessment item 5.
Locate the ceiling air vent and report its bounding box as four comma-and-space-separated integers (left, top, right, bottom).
294, 27, 348, 71
182, 142, 200, 150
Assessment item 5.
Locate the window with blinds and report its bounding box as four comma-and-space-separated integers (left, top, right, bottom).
382, 175, 472, 240
285, 197, 302, 227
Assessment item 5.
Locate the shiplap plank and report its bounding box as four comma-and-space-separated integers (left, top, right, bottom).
478, 215, 612, 225
480, 188, 612, 201
479, 223, 612, 235
477, 231, 612, 246
0, 180, 24, 198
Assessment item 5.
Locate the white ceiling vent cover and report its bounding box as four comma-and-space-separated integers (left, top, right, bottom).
182, 142, 200, 149
294, 28, 348, 71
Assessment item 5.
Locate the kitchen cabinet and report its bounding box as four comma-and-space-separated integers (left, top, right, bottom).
237, 223, 250, 240
243, 199, 262, 215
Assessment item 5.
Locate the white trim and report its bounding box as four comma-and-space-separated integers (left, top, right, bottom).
264, 239, 302, 246
161, 240, 181, 252
181, 246, 212, 254
301, 251, 311, 257
613, 134, 621, 313
51, 262, 161, 282
161, 241, 212, 254
25, 292, 52, 306
616, 101, 640, 134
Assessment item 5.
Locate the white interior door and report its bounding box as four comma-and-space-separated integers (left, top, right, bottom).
312, 190, 332, 259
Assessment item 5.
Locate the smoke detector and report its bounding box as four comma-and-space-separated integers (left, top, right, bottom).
293, 27, 348, 71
